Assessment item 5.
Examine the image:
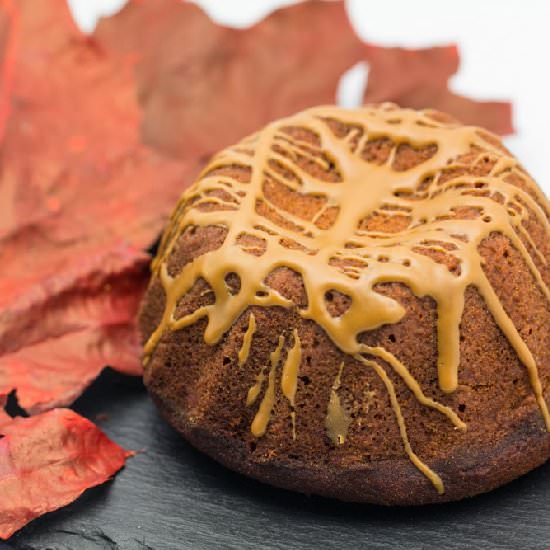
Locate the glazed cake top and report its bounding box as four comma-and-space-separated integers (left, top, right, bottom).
144, 104, 550, 493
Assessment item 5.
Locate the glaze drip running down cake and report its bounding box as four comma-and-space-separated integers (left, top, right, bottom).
139, 104, 550, 504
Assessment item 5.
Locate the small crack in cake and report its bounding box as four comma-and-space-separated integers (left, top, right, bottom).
139, 104, 550, 505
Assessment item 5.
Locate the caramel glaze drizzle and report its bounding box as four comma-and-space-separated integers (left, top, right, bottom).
251, 335, 285, 437
326, 362, 351, 446
144, 104, 550, 494
238, 313, 256, 367
281, 329, 302, 440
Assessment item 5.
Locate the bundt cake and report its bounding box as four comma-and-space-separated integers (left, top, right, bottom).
139, 104, 550, 505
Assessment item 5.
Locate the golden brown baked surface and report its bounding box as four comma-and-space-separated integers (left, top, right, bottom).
139, 104, 550, 504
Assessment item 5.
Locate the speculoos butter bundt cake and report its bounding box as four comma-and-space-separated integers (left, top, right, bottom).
139, 104, 550, 505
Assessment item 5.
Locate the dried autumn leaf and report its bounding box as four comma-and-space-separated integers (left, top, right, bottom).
0, 0, 15, 144
0, 408, 131, 540
0, 0, 190, 412
0, 0, 189, 251
0, 395, 9, 426
0, 245, 149, 414
363, 43, 513, 135
94, 0, 366, 159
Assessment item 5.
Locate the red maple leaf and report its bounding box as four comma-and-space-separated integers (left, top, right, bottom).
0, 244, 149, 413
0, 394, 9, 425
363, 43, 513, 135
95, 0, 366, 159
0, 0, 190, 412
0, 0, 16, 143
0, 408, 131, 540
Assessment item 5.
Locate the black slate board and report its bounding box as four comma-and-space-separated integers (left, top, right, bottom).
9, 369, 550, 550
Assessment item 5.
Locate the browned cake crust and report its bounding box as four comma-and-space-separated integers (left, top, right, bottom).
139, 105, 550, 505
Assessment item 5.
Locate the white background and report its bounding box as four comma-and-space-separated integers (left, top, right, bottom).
68, 0, 550, 194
